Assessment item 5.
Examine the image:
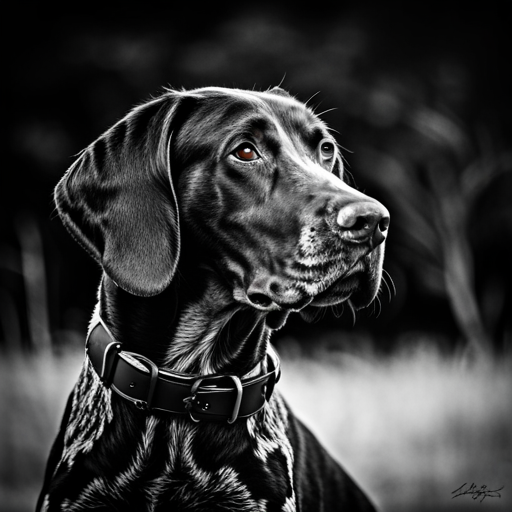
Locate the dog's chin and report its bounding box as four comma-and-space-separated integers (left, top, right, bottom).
310, 274, 359, 307
303, 270, 381, 313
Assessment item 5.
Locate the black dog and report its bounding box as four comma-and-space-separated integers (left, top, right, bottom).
37, 86, 388, 511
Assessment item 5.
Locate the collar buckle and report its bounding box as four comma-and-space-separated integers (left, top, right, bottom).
122, 352, 159, 410
183, 374, 243, 423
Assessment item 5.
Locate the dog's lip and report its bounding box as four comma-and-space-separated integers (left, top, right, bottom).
233, 284, 314, 312
266, 310, 292, 330
309, 274, 359, 306
302, 258, 365, 306
275, 295, 314, 311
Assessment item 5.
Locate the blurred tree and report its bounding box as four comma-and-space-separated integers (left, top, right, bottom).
356, 105, 511, 356
3, 4, 511, 352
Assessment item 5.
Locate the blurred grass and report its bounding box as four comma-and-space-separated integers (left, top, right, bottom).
0, 346, 83, 512
279, 336, 512, 511
1, 336, 511, 512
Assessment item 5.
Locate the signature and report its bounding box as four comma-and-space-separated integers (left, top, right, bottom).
452, 482, 504, 503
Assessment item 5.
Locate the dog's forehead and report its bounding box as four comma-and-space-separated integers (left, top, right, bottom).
191, 86, 311, 113
180, 87, 329, 146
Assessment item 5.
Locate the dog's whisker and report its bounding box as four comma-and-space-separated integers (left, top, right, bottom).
305, 90, 322, 107
316, 107, 338, 117
277, 73, 287, 89
374, 296, 382, 318
343, 300, 357, 327
379, 276, 391, 304
331, 303, 344, 319
382, 268, 396, 301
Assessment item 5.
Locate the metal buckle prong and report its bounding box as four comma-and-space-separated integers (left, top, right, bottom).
124, 352, 159, 410
100, 342, 122, 384
184, 377, 206, 423
226, 375, 243, 424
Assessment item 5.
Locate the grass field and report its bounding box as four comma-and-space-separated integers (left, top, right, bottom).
278, 336, 511, 511
1, 334, 510, 512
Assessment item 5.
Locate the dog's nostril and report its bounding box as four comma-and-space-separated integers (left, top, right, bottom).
379, 216, 390, 233
372, 226, 385, 247
371, 215, 390, 247
350, 216, 373, 232
248, 293, 273, 308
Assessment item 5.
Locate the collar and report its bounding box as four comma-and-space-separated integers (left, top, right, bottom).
86, 316, 281, 423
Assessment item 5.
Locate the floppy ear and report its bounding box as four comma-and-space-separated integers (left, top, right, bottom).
55, 93, 185, 297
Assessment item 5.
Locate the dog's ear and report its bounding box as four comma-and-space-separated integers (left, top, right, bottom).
55, 93, 186, 297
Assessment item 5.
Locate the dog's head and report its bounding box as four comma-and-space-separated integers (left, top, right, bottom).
55, 86, 389, 327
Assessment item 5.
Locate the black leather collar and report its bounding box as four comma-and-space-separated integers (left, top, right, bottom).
86, 317, 281, 423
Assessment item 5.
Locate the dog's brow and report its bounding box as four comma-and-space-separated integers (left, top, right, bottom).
228, 114, 308, 158
312, 126, 326, 142
234, 116, 272, 135
262, 102, 328, 146
302, 126, 327, 148
232, 107, 325, 144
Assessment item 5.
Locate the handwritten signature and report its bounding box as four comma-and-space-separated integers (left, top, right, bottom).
452, 482, 504, 503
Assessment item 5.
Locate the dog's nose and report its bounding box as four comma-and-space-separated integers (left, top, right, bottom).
336, 201, 390, 248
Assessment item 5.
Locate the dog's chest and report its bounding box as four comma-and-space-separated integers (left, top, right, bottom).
144, 413, 296, 511
51, 364, 296, 511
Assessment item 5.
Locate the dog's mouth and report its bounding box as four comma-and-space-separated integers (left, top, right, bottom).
263, 273, 361, 330
263, 274, 359, 330
232, 246, 384, 329
308, 253, 384, 310
278, 252, 383, 323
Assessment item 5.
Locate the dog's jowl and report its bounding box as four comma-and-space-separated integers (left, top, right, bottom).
38, 87, 388, 511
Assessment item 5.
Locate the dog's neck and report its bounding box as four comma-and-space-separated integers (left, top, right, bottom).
99, 270, 270, 376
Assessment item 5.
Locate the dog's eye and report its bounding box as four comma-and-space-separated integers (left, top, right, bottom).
232, 144, 260, 162
319, 140, 336, 160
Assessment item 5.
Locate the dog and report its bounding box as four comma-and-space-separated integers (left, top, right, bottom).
37, 86, 389, 511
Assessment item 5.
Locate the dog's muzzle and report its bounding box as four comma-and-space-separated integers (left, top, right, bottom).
243, 197, 389, 314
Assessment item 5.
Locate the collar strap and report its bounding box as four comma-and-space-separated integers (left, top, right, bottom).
86, 318, 281, 423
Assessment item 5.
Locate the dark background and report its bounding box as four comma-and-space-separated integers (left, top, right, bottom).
2, 2, 511, 354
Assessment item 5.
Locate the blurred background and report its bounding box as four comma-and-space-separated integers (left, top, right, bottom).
2, 2, 511, 511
